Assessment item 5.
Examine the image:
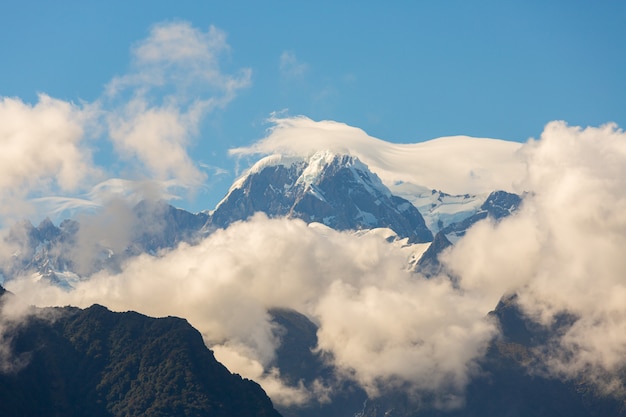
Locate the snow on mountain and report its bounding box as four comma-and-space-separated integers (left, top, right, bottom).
2, 117, 527, 288
391, 181, 487, 233
227, 117, 529, 253
227, 154, 304, 193
440, 190, 522, 242
1, 201, 208, 287
208, 150, 433, 243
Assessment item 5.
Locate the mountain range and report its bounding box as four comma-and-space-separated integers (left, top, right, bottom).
1, 151, 507, 287
1, 149, 624, 416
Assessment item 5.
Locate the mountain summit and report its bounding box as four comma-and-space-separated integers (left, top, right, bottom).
207, 151, 433, 243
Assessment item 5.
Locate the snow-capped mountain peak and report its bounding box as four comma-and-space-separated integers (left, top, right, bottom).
207, 150, 433, 243
228, 154, 304, 193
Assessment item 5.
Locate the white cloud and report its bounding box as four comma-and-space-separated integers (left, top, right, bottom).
315, 277, 495, 399
445, 121, 626, 393
6, 214, 497, 406
107, 100, 208, 185
3, 104, 625, 405
31, 178, 183, 220
0, 94, 97, 219
280, 51, 308, 78
106, 21, 251, 188
0, 20, 251, 223
212, 344, 315, 406
107, 22, 251, 101
0, 297, 36, 374
230, 116, 525, 195
0, 19, 253, 290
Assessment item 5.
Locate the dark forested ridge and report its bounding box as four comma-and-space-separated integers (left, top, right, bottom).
0, 292, 281, 417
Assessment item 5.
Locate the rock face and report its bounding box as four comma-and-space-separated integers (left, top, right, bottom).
207, 152, 433, 243
0, 152, 434, 288
268, 308, 367, 417
414, 231, 453, 277
0, 299, 282, 417
129, 200, 208, 254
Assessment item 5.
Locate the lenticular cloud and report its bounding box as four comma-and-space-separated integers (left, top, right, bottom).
230, 115, 525, 195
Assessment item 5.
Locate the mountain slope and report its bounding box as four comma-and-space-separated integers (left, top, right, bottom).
265, 303, 626, 417
0, 298, 282, 417
208, 152, 433, 243
440, 190, 522, 241
0, 201, 208, 287
414, 231, 453, 277
412, 190, 522, 277
268, 308, 368, 417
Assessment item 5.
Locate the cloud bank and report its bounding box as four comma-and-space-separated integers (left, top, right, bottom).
9, 119, 626, 406
445, 121, 626, 393
5, 215, 497, 406
3, 114, 626, 407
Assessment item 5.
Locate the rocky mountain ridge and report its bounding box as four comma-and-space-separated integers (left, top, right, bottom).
1, 151, 447, 286
207, 151, 433, 243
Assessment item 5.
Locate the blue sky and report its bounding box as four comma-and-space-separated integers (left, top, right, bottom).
1, 1, 625, 214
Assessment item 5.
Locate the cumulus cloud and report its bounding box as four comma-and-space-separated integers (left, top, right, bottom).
0, 94, 99, 267
230, 116, 525, 195
0, 94, 97, 220
106, 21, 251, 188
0, 18, 256, 313
0, 20, 251, 274
0, 20, 250, 225
107, 22, 251, 102
5, 214, 497, 406
211, 344, 316, 406
106, 101, 206, 185
4, 117, 626, 407
445, 121, 626, 393
4, 111, 626, 407
315, 276, 495, 400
